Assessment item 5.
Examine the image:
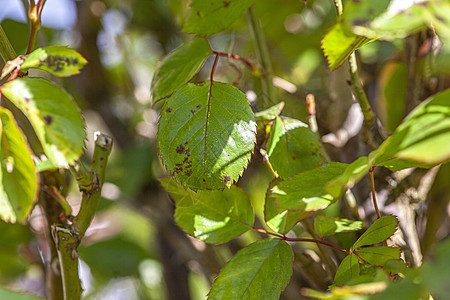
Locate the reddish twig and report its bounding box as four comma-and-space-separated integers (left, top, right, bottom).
212, 50, 258, 73
229, 62, 242, 84
369, 166, 381, 219
250, 226, 350, 255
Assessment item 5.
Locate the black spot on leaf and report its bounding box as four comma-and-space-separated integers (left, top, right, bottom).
223, 1, 231, 7
44, 115, 53, 125
176, 144, 185, 154
166, 107, 172, 113
223, 176, 231, 183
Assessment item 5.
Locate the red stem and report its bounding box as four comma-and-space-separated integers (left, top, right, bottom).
369, 166, 381, 219
250, 226, 350, 255
212, 50, 258, 73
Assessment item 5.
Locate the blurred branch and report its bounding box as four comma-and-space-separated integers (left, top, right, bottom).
246, 6, 275, 108
332, 0, 380, 149
0, 25, 17, 63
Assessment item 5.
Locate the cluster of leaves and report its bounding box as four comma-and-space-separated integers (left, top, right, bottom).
152, 0, 450, 298
0, 46, 87, 224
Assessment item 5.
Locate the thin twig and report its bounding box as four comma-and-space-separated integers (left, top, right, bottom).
250, 226, 350, 255
246, 5, 275, 108
212, 50, 259, 73
369, 166, 381, 219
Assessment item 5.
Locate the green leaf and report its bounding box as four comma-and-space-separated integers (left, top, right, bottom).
183, 0, 254, 37
356, 246, 400, 267
376, 158, 436, 172
352, 215, 398, 250
265, 163, 347, 234
0, 287, 43, 300
160, 177, 254, 244
334, 253, 360, 286
267, 117, 325, 178
1, 78, 86, 167
151, 38, 212, 102
321, 21, 373, 71
35, 159, 57, 172
352, 3, 430, 40
265, 184, 312, 234
380, 62, 407, 132
314, 215, 364, 238
157, 82, 256, 191
370, 89, 450, 167
0, 108, 37, 224
342, 0, 391, 29
254, 102, 285, 123
21, 46, 87, 77
208, 238, 293, 299
325, 156, 370, 199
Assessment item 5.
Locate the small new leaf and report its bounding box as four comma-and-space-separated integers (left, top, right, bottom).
208, 238, 293, 299
21, 46, 87, 77
352, 215, 398, 250
151, 38, 212, 102
314, 215, 364, 238
254, 102, 285, 123
157, 82, 256, 191
160, 177, 254, 244
321, 21, 373, 71
0, 108, 37, 224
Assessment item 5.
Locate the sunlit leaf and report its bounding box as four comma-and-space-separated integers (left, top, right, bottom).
352, 215, 398, 250
161, 177, 254, 244
356, 246, 400, 266
334, 253, 360, 286
21, 46, 87, 77
183, 0, 254, 36
151, 38, 212, 102
254, 102, 284, 123
0, 108, 37, 224
265, 182, 312, 234
352, 3, 431, 40
314, 215, 364, 238
157, 82, 256, 191
370, 89, 450, 167
265, 163, 347, 234
321, 21, 373, 71
1, 78, 86, 167
208, 238, 293, 299
325, 156, 370, 198
267, 117, 325, 178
